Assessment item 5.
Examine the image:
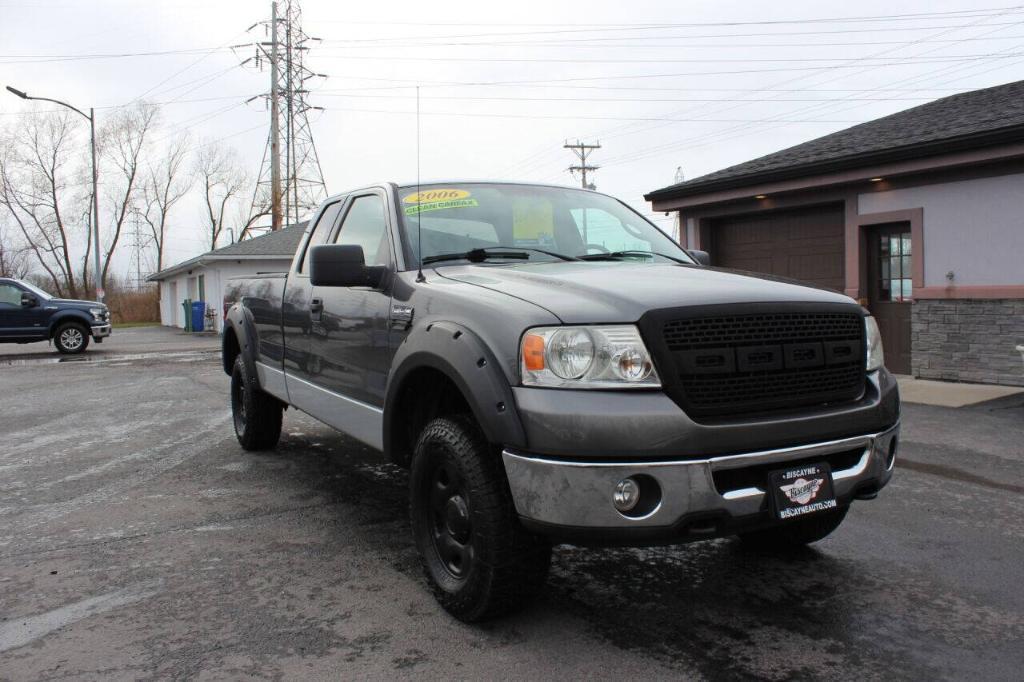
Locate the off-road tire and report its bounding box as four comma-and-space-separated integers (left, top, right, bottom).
410, 415, 551, 622
54, 322, 89, 354
739, 506, 849, 549
231, 355, 283, 451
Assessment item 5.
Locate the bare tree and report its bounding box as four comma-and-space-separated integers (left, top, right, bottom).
0, 217, 32, 279
99, 102, 158, 291
196, 142, 248, 251
140, 134, 192, 274
0, 112, 88, 298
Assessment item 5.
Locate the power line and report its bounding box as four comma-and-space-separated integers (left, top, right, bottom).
318, 93, 936, 104
316, 7, 1024, 27
0, 46, 236, 64
593, 7, 1024, 162
309, 51, 1024, 64
323, 15, 1024, 44
320, 106, 863, 123
320, 34, 1024, 49
605, 15, 1024, 165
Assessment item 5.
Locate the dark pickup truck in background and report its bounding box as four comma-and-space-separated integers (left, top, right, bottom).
0, 277, 111, 354
222, 181, 900, 622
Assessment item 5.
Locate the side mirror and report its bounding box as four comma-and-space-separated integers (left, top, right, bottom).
21, 292, 38, 307
688, 249, 711, 266
310, 244, 387, 288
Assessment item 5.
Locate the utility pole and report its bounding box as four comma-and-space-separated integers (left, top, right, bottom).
269, 0, 282, 231
242, 0, 327, 237
671, 166, 685, 243
5, 86, 103, 302
564, 139, 601, 190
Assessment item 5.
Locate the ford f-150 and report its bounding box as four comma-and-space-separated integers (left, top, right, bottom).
222, 181, 900, 621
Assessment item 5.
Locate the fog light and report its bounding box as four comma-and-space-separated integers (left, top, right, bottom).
613, 477, 640, 512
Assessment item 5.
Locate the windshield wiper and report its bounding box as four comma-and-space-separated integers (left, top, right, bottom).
578, 250, 690, 264
422, 246, 578, 265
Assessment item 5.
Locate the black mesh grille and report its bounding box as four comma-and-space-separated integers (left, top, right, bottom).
664, 313, 864, 351
660, 311, 865, 417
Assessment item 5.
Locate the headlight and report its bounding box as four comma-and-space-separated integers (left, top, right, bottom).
89, 307, 107, 320
521, 325, 660, 388
865, 315, 885, 372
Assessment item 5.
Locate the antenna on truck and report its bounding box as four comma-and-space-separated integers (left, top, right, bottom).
415, 85, 425, 283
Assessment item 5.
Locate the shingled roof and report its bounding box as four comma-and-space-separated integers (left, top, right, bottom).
148, 222, 307, 281
646, 79, 1024, 201
206, 222, 307, 257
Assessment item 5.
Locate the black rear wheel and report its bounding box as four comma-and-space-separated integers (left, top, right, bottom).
231, 356, 283, 451
410, 415, 551, 622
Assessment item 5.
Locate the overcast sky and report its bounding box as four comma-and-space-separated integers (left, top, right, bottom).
4, 0, 1024, 273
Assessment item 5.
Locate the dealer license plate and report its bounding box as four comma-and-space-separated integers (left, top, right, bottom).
768, 462, 837, 520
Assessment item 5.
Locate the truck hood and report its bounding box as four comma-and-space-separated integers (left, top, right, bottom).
49, 298, 105, 309
435, 261, 857, 323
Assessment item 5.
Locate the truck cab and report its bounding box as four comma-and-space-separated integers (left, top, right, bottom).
222, 181, 900, 622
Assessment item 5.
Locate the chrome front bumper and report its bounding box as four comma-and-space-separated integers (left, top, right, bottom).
91, 323, 112, 339
502, 422, 899, 533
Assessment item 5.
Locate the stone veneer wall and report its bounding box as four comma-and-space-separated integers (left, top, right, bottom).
912, 299, 1024, 386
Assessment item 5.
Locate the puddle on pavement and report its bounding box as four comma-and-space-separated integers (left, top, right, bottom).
0, 350, 220, 368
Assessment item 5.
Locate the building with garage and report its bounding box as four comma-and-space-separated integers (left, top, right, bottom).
646, 79, 1024, 387
148, 223, 305, 333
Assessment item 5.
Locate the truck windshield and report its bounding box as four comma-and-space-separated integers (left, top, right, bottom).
397, 183, 692, 267
19, 281, 53, 299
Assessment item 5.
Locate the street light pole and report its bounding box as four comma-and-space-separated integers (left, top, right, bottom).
6, 85, 104, 303
88, 107, 102, 302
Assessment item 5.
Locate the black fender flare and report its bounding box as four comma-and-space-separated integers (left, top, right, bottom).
222, 303, 260, 380
48, 311, 94, 338
383, 320, 527, 464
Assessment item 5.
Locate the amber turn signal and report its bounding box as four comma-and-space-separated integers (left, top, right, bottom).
522, 333, 546, 371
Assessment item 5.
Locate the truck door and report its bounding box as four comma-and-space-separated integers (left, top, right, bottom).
305, 191, 395, 408
281, 199, 345, 378
0, 281, 22, 338
0, 281, 46, 340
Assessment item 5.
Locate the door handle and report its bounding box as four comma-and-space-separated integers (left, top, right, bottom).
310, 297, 324, 320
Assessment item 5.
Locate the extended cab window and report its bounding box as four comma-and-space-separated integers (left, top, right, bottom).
0, 283, 22, 306
298, 201, 343, 274
334, 195, 390, 266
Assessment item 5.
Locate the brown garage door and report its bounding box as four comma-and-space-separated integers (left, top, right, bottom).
708, 204, 845, 291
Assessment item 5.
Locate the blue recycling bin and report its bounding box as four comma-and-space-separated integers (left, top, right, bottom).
191, 301, 206, 332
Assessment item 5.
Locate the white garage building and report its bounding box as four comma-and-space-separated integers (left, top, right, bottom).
149, 224, 306, 333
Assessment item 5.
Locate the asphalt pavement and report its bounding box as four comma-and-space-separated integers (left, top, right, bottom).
1, 336, 1022, 680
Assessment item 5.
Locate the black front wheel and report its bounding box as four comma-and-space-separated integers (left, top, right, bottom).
230, 356, 283, 451
410, 416, 551, 622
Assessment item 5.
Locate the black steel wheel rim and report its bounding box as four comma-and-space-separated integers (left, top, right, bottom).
231, 372, 246, 434
427, 451, 474, 580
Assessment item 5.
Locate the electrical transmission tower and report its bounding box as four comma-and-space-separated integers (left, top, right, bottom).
242, 0, 327, 235
127, 211, 150, 291
564, 140, 601, 190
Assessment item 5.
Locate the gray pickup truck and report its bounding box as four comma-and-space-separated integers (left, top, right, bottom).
222, 181, 900, 621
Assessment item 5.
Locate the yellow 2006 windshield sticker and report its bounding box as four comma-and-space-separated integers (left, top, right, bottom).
403, 188, 477, 215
